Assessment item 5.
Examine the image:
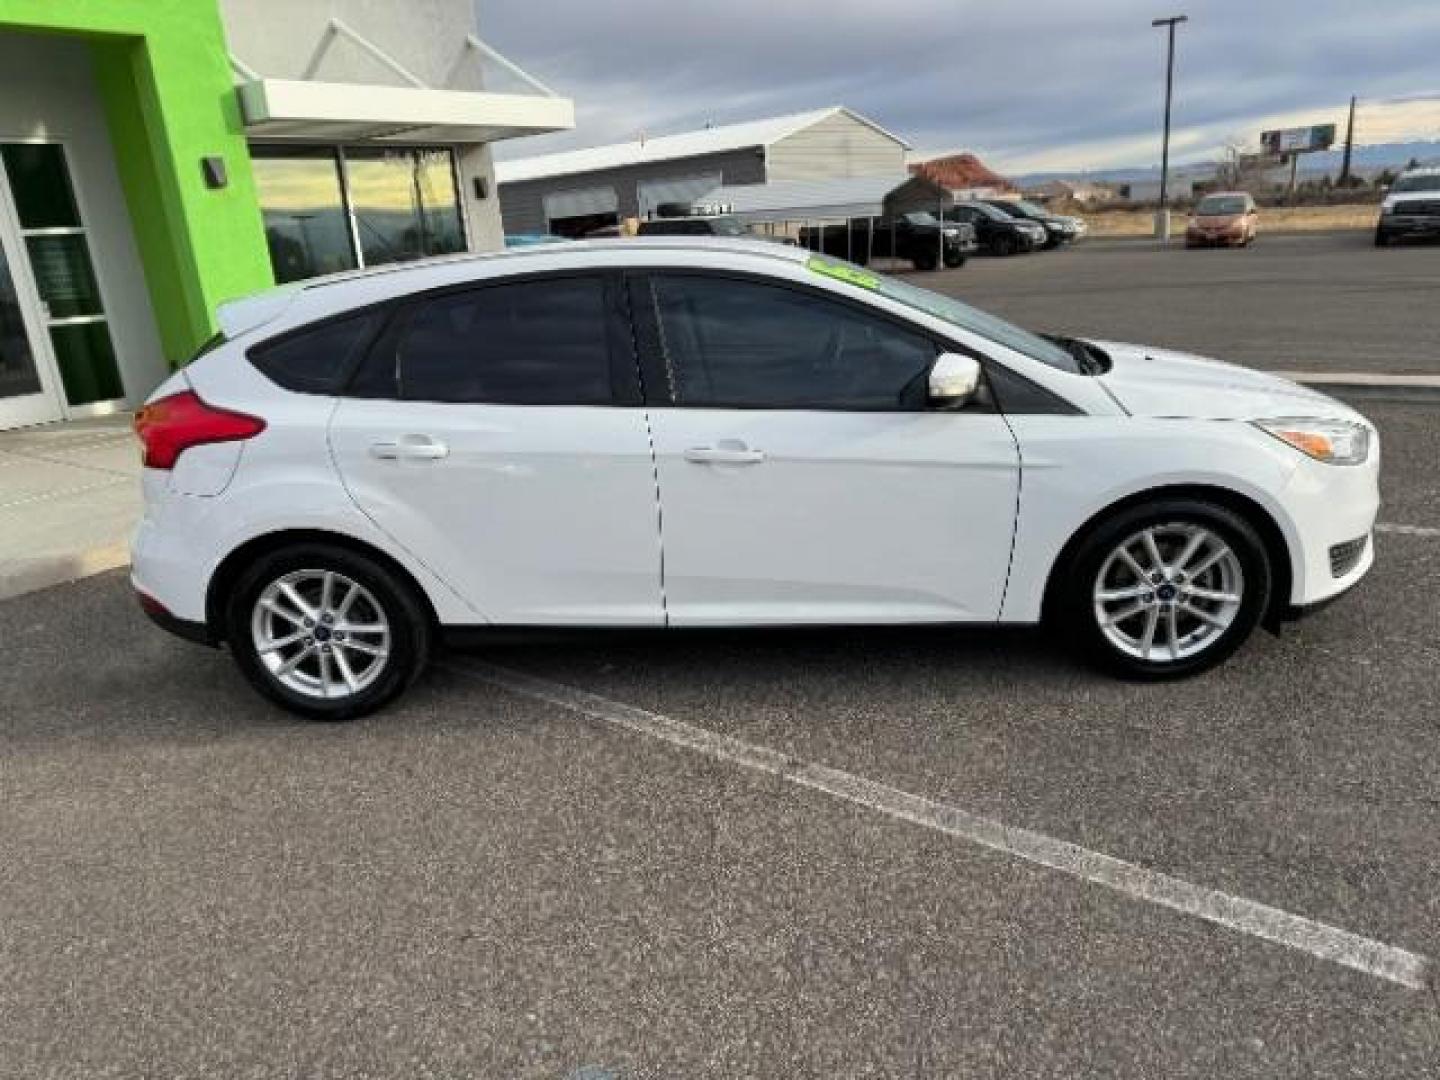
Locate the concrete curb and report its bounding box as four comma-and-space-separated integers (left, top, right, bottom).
0, 542, 131, 603
1277, 372, 1440, 403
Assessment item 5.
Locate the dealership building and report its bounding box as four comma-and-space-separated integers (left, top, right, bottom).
0, 0, 572, 433
496, 107, 910, 237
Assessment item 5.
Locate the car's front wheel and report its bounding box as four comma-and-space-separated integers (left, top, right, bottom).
1055, 501, 1273, 680
225, 543, 431, 720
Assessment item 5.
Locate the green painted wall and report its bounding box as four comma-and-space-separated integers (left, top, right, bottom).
0, 0, 273, 366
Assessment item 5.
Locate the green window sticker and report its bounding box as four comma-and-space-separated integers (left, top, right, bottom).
806, 256, 880, 291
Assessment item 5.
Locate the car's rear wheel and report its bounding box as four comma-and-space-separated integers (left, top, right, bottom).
993, 234, 1016, 257
1055, 500, 1272, 680
225, 544, 431, 721
912, 252, 938, 272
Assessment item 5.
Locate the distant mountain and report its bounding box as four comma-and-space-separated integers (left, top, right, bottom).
1011, 140, 1440, 187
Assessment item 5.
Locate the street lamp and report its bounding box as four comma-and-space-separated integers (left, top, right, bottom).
1152, 14, 1188, 239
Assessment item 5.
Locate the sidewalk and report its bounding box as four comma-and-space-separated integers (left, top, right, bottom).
0, 415, 138, 602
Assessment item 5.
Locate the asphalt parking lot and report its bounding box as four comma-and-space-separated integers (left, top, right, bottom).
5, 244, 1440, 1077
931, 230, 1440, 376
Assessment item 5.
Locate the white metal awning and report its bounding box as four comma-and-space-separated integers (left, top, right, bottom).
237, 80, 574, 143
232, 21, 574, 144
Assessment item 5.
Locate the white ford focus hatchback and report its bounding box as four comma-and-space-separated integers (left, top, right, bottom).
132, 240, 1378, 720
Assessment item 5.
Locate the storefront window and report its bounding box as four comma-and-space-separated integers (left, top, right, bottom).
251, 146, 466, 283
251, 147, 359, 284
344, 148, 465, 267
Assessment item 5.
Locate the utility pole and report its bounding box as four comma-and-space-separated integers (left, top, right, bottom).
1152, 14, 1188, 239
1340, 95, 1357, 186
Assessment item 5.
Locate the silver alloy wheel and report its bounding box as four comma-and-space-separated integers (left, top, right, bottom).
1092, 523, 1245, 663
250, 569, 391, 700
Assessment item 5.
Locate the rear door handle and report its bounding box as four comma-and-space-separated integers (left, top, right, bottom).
370, 435, 449, 461
684, 444, 766, 465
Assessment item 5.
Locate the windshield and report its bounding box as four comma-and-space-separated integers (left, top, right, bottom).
995, 200, 1044, 219
903, 211, 939, 226
1393, 173, 1440, 193
1196, 196, 1247, 216
867, 268, 1081, 372
970, 203, 1012, 220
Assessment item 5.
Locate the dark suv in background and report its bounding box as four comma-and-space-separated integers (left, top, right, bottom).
945, 201, 1048, 256
981, 198, 1086, 248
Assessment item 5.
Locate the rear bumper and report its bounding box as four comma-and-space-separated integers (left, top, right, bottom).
135, 582, 215, 646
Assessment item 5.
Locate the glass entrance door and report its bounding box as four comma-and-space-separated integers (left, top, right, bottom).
0, 142, 122, 430
0, 178, 63, 430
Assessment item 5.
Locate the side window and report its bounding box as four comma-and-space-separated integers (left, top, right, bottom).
249, 310, 385, 394
650, 275, 936, 409
395, 277, 613, 405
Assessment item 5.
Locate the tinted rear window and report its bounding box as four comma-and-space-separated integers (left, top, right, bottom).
394, 277, 613, 405
249, 310, 384, 394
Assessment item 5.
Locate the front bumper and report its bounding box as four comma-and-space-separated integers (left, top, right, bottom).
1279, 542, 1370, 625
1278, 443, 1381, 608
1376, 215, 1440, 240
1186, 229, 1246, 247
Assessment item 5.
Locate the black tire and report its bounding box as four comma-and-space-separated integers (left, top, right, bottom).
912, 253, 938, 272
1052, 499, 1273, 681
224, 543, 432, 721
1374, 230, 1389, 248
992, 234, 1016, 257
943, 251, 967, 269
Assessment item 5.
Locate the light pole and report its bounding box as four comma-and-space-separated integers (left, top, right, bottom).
1152, 14, 1188, 239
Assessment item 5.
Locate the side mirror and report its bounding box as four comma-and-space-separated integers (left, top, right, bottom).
928, 353, 982, 408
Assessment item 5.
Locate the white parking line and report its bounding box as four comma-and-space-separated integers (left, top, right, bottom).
1376, 522, 1440, 539
451, 661, 1434, 993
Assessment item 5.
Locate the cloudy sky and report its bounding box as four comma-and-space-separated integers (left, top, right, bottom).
481, 0, 1440, 173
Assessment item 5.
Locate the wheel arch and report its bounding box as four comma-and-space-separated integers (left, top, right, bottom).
205, 529, 441, 642
1039, 483, 1294, 629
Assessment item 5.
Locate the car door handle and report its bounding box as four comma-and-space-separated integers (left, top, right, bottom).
684, 445, 766, 465
369, 435, 449, 461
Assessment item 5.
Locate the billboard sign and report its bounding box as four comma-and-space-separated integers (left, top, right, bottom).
1259, 124, 1337, 156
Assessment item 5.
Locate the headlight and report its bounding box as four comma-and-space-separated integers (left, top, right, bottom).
1381, 202, 1397, 216
1254, 418, 1371, 465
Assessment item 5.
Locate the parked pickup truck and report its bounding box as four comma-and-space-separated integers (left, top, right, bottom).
800, 212, 977, 271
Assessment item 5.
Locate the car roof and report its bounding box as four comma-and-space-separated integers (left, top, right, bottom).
216, 239, 811, 340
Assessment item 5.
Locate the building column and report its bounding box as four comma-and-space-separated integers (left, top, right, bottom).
1, 0, 274, 367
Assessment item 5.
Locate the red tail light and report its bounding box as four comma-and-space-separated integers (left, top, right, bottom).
133, 391, 266, 470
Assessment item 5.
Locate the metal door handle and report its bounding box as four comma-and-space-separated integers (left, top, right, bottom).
370, 435, 449, 461
684, 445, 765, 465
